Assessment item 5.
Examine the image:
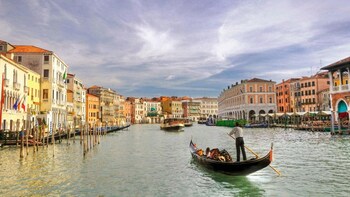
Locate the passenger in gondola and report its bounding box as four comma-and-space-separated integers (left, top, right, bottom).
205, 147, 211, 158
229, 122, 247, 162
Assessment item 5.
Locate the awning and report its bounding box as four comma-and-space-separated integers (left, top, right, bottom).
318, 111, 331, 116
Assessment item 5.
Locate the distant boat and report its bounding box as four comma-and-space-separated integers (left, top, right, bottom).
198, 117, 207, 124
160, 118, 185, 131
244, 123, 268, 128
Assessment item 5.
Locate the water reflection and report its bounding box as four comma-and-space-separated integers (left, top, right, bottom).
190, 159, 264, 196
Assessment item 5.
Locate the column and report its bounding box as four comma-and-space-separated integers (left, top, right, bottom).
338, 69, 342, 90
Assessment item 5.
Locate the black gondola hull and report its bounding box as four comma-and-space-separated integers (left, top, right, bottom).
190, 140, 272, 176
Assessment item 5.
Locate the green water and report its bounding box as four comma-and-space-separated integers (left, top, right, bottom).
0, 124, 350, 196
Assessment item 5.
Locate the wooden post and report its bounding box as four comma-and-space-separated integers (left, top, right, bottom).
73, 119, 76, 143
80, 122, 83, 145
83, 124, 86, 156
67, 124, 70, 146
52, 123, 55, 157
26, 120, 29, 155
20, 126, 24, 158
33, 123, 36, 153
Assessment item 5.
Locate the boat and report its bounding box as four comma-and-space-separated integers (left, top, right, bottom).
189, 140, 273, 176
244, 123, 268, 128
160, 118, 185, 131
198, 117, 207, 124
184, 119, 193, 127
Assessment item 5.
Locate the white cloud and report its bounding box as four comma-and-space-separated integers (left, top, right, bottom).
135, 24, 177, 59
214, 1, 319, 60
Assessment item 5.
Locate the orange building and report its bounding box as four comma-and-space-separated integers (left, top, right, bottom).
276, 78, 300, 113
86, 93, 100, 126
299, 72, 329, 112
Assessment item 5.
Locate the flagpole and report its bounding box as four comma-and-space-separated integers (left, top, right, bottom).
0, 73, 5, 130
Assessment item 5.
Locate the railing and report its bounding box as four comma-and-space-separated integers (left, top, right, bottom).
4, 79, 9, 87
13, 82, 20, 90
24, 86, 29, 93
331, 85, 350, 93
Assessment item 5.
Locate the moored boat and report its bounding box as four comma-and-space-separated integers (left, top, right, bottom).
160, 118, 185, 131
198, 117, 207, 124
189, 140, 273, 176
184, 118, 193, 127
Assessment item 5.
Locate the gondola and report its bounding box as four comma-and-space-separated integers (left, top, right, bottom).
189, 140, 273, 176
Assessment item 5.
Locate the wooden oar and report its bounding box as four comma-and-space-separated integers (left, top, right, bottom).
227, 133, 281, 176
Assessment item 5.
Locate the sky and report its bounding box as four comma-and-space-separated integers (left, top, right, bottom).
1, 0, 350, 98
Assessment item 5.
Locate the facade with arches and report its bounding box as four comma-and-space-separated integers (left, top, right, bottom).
218, 78, 277, 122
321, 56, 350, 131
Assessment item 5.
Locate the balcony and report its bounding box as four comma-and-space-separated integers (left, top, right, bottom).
13, 82, 20, 90
331, 84, 350, 93
24, 86, 29, 93
4, 79, 9, 87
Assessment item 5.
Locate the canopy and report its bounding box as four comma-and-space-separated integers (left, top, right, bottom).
318, 111, 331, 116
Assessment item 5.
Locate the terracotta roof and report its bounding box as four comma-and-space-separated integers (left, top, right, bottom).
321, 56, 350, 70
247, 78, 274, 83
9, 45, 52, 53
0, 40, 7, 44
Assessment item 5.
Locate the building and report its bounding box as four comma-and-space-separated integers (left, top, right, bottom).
66, 74, 86, 125
321, 57, 350, 131
26, 69, 41, 127
86, 93, 100, 127
142, 98, 162, 123
276, 78, 300, 113
161, 97, 183, 118
196, 97, 218, 119
88, 86, 118, 126
123, 100, 132, 124
218, 78, 276, 122
9, 44, 68, 130
182, 99, 201, 121
299, 72, 329, 112
0, 54, 29, 131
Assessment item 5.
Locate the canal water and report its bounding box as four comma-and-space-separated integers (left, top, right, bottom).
1, 124, 350, 196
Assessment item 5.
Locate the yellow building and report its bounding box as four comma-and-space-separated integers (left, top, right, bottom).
26, 69, 41, 125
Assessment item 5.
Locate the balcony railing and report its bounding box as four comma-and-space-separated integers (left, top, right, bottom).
24, 86, 29, 93
4, 79, 9, 87
13, 82, 20, 90
331, 85, 350, 93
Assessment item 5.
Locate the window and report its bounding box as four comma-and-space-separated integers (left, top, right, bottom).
312, 90, 315, 95
66, 79, 70, 83
0, 45, 3, 51
17, 56, 22, 62
44, 55, 49, 63
43, 89, 48, 99
260, 97, 263, 103
269, 97, 272, 103
269, 86, 272, 92
250, 97, 253, 104
312, 81, 315, 86
44, 69, 49, 78
259, 86, 263, 92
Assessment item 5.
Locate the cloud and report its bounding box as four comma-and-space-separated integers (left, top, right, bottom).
1, 0, 350, 97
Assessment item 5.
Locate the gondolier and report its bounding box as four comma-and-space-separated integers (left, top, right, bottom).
229, 122, 247, 162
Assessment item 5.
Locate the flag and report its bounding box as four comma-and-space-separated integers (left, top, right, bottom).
13, 97, 19, 110
63, 70, 67, 80
17, 95, 23, 111
21, 95, 26, 111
